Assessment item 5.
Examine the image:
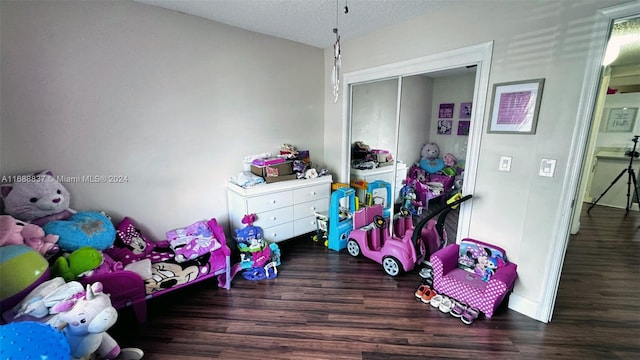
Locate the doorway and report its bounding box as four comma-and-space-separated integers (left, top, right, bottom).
543, 1, 640, 323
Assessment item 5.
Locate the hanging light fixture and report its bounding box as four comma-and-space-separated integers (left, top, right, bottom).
332, 0, 348, 103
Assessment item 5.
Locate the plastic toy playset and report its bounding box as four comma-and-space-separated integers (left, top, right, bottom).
234, 214, 280, 281
346, 194, 472, 277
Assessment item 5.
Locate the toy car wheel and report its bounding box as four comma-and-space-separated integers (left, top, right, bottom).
382, 256, 401, 277
347, 239, 361, 257
373, 215, 387, 229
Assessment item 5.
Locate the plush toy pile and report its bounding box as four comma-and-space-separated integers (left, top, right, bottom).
400, 143, 465, 215
0, 171, 143, 360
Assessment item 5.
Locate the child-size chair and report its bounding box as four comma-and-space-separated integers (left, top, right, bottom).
430, 238, 517, 318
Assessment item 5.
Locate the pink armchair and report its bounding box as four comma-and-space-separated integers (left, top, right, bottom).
430, 238, 517, 318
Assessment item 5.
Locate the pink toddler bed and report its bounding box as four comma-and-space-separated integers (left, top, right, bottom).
79, 217, 231, 323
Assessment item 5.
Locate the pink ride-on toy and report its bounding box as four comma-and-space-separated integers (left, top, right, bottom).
346, 194, 472, 277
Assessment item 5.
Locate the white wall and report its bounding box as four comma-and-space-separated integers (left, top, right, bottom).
398, 75, 433, 165
0, 1, 324, 239
350, 75, 434, 167
351, 79, 398, 157
429, 73, 476, 163
596, 93, 640, 149
323, 0, 630, 321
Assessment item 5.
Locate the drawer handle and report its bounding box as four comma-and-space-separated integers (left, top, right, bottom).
271, 233, 277, 237
310, 191, 316, 195
271, 216, 277, 221
310, 206, 316, 210
271, 200, 277, 204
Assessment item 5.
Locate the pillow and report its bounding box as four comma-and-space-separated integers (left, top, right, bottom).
166, 220, 221, 263
104, 217, 155, 265
43, 211, 115, 252
457, 239, 507, 282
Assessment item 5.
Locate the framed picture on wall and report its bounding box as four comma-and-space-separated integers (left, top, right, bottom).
438, 120, 453, 135
458, 121, 470, 136
459, 102, 472, 119
604, 107, 637, 132
487, 78, 544, 134
439, 103, 455, 118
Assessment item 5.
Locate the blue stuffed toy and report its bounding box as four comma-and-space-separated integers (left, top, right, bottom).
44, 211, 116, 252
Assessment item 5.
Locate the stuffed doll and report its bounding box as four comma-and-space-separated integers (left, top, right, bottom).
442, 153, 457, 168
52, 283, 143, 360
1, 170, 75, 227
0, 214, 60, 258
419, 143, 444, 174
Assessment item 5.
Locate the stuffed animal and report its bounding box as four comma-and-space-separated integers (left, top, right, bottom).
442, 153, 457, 168
52, 246, 104, 281
1, 170, 75, 227
9, 277, 84, 322
52, 282, 143, 360
454, 170, 465, 190
0, 214, 60, 258
44, 211, 116, 252
419, 143, 444, 174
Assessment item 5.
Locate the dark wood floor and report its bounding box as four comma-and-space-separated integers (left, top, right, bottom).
109, 204, 639, 359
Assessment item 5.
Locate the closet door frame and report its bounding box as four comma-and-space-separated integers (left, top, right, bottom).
339, 41, 494, 241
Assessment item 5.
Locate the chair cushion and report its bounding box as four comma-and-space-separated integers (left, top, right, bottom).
457, 239, 507, 282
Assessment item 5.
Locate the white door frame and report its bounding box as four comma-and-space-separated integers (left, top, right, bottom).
540, 1, 640, 323
338, 41, 494, 241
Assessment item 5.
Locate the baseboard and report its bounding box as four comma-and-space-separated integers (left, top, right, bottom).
508, 293, 547, 323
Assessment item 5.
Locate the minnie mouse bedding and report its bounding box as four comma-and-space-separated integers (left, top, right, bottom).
80, 217, 231, 323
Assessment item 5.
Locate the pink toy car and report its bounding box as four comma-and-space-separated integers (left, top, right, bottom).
346, 194, 472, 276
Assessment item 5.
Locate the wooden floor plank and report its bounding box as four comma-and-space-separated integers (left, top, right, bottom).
108, 204, 640, 359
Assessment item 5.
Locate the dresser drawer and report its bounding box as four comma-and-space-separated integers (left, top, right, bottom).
293, 198, 330, 219
255, 207, 293, 228
294, 215, 319, 235
262, 222, 295, 243
247, 191, 293, 213
293, 183, 330, 203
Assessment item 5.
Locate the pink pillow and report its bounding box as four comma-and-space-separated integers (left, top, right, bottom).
104, 217, 155, 265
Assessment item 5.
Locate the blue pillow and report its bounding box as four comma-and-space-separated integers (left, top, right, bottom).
44, 211, 116, 252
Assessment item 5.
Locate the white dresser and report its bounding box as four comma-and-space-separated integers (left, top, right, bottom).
226, 176, 333, 243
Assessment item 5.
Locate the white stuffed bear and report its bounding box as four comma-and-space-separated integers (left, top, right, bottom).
419, 143, 444, 174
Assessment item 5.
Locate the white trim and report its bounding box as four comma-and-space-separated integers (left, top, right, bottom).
339, 41, 494, 241
508, 293, 542, 322
540, 1, 640, 323
458, 43, 494, 240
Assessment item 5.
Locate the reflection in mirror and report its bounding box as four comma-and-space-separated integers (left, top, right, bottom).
351, 78, 399, 170
349, 78, 401, 214
347, 68, 476, 243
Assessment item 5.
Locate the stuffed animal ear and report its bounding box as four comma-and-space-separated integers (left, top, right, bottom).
51, 300, 76, 314
37, 170, 55, 177
0, 184, 12, 199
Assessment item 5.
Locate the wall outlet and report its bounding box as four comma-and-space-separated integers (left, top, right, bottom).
499, 156, 512, 172
539, 159, 556, 177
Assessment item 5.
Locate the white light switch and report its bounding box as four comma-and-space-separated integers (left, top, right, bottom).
539, 159, 556, 177
499, 156, 512, 172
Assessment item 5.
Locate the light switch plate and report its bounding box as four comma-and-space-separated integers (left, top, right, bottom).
539, 159, 556, 177
499, 156, 512, 172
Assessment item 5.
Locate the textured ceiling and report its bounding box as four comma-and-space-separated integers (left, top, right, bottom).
135, 0, 451, 49
135, 0, 638, 69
